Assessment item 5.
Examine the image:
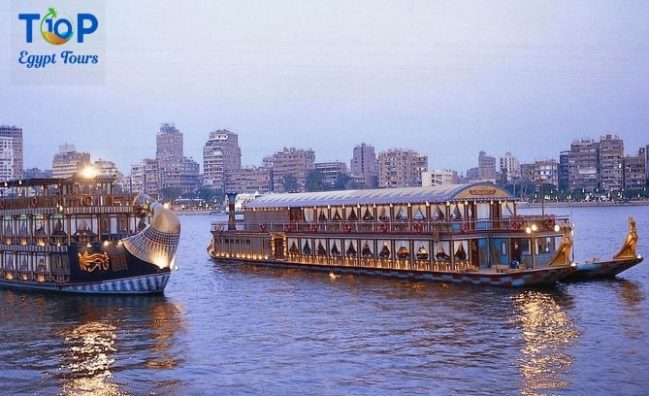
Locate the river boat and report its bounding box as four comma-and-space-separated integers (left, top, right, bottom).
563, 217, 643, 281
207, 184, 594, 287
0, 176, 180, 294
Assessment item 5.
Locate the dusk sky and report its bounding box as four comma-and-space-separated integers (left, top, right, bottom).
1, 1, 648, 175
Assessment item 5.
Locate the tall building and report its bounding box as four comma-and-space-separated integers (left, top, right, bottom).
421, 169, 458, 186
478, 151, 497, 182
598, 134, 624, 191
23, 168, 52, 179
499, 152, 520, 183
623, 147, 646, 192
568, 139, 599, 192
531, 160, 559, 188
268, 147, 315, 192
314, 161, 348, 187
156, 122, 183, 162
0, 125, 23, 180
350, 143, 378, 188
52, 144, 91, 178
130, 159, 160, 196
558, 151, 570, 191
159, 157, 200, 193
225, 167, 272, 193
203, 129, 242, 190
378, 148, 428, 188
465, 167, 479, 181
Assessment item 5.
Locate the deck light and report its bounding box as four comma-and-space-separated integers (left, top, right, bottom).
554, 225, 561, 232
531, 224, 538, 232
525, 226, 532, 234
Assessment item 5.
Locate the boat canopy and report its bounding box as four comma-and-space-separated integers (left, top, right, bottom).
245, 183, 513, 209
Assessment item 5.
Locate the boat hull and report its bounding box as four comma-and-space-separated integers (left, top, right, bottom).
564, 257, 643, 281
0, 271, 170, 294
209, 254, 575, 287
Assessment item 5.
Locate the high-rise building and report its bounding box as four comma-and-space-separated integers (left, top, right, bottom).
203, 129, 242, 190
314, 161, 348, 187
52, 144, 91, 178
499, 152, 520, 183
378, 148, 428, 188
558, 151, 570, 191
598, 134, 624, 191
93, 159, 125, 190
623, 147, 646, 192
421, 169, 458, 186
478, 151, 497, 182
268, 147, 315, 192
0, 125, 23, 180
23, 168, 52, 179
225, 166, 272, 193
350, 143, 378, 188
465, 167, 479, 181
531, 160, 559, 188
568, 139, 599, 192
130, 159, 159, 196
159, 157, 200, 193
156, 122, 183, 162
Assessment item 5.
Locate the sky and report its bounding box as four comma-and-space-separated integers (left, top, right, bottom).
1, 0, 649, 175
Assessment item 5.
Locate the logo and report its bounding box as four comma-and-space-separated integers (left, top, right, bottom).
18, 7, 98, 45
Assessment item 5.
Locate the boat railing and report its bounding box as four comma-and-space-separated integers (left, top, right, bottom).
211, 214, 570, 234
0, 193, 134, 211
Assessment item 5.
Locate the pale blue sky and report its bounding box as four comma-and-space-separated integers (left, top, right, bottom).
1, 1, 648, 175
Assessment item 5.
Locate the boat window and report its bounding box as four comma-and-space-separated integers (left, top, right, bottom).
502, 202, 515, 218
452, 203, 464, 221
316, 239, 327, 256
361, 240, 374, 257
19, 220, 29, 236
346, 207, 358, 221
345, 239, 357, 256
3, 253, 13, 270
415, 241, 429, 260
394, 206, 407, 221
396, 240, 410, 259
288, 238, 299, 255
332, 208, 343, 221
362, 207, 374, 221
477, 203, 490, 220
302, 239, 312, 255
330, 239, 341, 256
377, 206, 389, 221
536, 237, 554, 254
521, 239, 531, 255
413, 205, 427, 220
317, 208, 328, 221
455, 240, 468, 261
304, 209, 315, 222
435, 241, 451, 261
378, 240, 392, 259
433, 205, 445, 221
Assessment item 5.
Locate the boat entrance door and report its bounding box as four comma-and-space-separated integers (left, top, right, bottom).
273, 236, 285, 260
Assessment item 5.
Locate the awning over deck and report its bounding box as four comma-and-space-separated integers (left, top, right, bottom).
245, 183, 513, 209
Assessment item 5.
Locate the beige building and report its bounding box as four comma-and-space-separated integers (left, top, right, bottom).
314, 161, 348, 187
478, 151, 497, 182
568, 139, 599, 192
203, 129, 242, 190
421, 169, 458, 187
52, 144, 90, 179
598, 134, 624, 191
623, 147, 646, 191
378, 148, 428, 188
130, 159, 160, 196
350, 143, 378, 188
0, 125, 23, 180
499, 152, 520, 182
267, 147, 315, 192
225, 167, 272, 193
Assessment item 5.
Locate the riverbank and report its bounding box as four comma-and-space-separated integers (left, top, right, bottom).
519, 200, 649, 208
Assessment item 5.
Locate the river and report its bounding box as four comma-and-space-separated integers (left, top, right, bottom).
1, 206, 647, 395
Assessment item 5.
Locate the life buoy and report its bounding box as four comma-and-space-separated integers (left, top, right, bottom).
259, 224, 267, 232
284, 224, 292, 232
510, 220, 522, 231
461, 223, 470, 233
413, 223, 424, 233
343, 223, 352, 233
31, 197, 38, 208
82, 196, 92, 206
545, 218, 555, 230
310, 224, 318, 232
379, 223, 388, 233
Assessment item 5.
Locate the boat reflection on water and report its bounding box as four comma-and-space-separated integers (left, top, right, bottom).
53, 296, 186, 396
510, 290, 580, 396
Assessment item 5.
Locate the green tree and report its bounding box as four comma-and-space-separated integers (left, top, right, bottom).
333, 172, 352, 190
306, 170, 325, 192
283, 173, 300, 192
159, 187, 183, 201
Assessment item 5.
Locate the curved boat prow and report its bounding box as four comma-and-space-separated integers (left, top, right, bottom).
548, 224, 573, 267
123, 195, 181, 270
613, 217, 638, 260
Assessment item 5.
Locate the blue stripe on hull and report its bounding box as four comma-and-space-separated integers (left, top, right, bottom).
0, 273, 170, 295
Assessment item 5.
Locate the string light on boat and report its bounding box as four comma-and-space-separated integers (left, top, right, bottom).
531, 224, 538, 232
554, 224, 561, 232
525, 226, 532, 234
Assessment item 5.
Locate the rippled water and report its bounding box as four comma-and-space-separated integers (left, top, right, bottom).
1, 206, 648, 395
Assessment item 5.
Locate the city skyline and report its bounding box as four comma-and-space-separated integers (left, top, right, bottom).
1, 2, 649, 173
